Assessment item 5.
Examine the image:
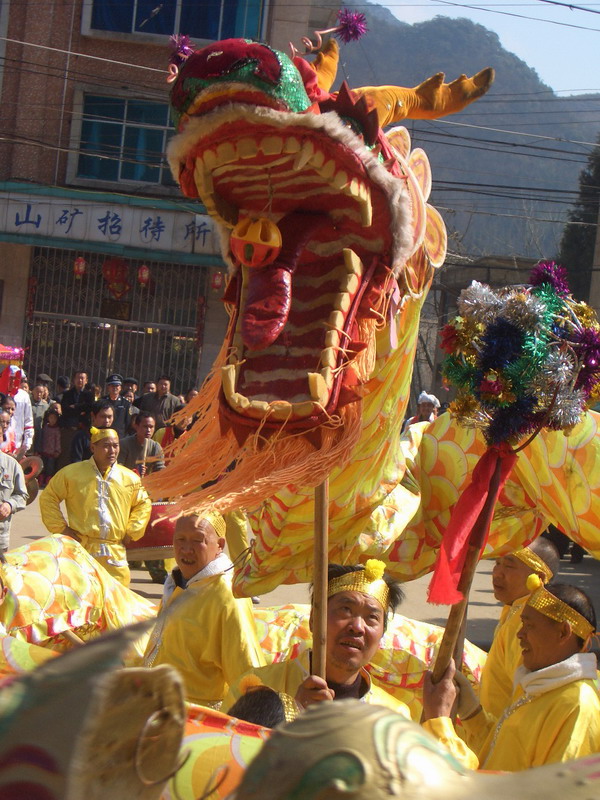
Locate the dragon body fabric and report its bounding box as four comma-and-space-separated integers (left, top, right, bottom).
148, 36, 583, 596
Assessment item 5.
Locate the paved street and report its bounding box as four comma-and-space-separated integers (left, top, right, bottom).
10, 494, 600, 650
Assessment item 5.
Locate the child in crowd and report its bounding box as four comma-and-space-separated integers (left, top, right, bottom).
40, 407, 61, 486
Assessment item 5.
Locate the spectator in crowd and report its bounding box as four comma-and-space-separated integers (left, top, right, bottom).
53, 375, 70, 403
0, 447, 27, 553
123, 377, 139, 397
138, 375, 184, 430
91, 383, 102, 402
71, 400, 114, 463
58, 370, 94, 468
118, 412, 165, 476
102, 374, 131, 438
20, 378, 29, 395
39, 426, 151, 586
402, 391, 440, 432
11, 378, 34, 458
141, 381, 156, 395
184, 387, 199, 404
0, 395, 17, 453
0, 410, 12, 454
39, 407, 61, 486
31, 383, 49, 454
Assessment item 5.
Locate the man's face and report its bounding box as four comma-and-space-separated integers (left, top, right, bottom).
143, 382, 156, 394
92, 406, 114, 428
135, 416, 155, 442
124, 381, 138, 394
518, 605, 566, 671
32, 386, 45, 402
74, 372, 87, 391
325, 590, 385, 684
157, 379, 170, 397
174, 517, 224, 581
2, 400, 15, 419
0, 412, 9, 439
91, 435, 119, 471
417, 401, 436, 419
107, 383, 121, 400
492, 554, 532, 605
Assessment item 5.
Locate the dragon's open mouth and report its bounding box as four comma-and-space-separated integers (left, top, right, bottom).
171, 103, 409, 427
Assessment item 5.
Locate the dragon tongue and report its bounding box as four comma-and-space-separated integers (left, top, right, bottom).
241, 266, 292, 351
239, 213, 323, 352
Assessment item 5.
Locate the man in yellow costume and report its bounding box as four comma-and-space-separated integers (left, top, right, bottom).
39, 426, 151, 586
480, 537, 560, 715
423, 581, 600, 770
143, 511, 265, 708
226, 562, 412, 719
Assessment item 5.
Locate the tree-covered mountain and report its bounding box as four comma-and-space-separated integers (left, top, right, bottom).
321, 2, 600, 263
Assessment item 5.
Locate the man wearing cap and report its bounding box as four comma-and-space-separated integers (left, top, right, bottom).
122, 377, 139, 398
225, 561, 410, 719
402, 391, 440, 432
39, 426, 151, 586
479, 537, 560, 716
143, 510, 265, 708
423, 581, 600, 770
103, 374, 131, 438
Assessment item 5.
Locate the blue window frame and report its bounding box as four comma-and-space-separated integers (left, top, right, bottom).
76, 94, 175, 186
89, 0, 264, 41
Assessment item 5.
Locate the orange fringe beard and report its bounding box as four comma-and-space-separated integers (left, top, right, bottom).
144, 331, 365, 520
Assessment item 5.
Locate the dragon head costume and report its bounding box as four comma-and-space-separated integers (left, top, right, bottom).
147, 37, 494, 546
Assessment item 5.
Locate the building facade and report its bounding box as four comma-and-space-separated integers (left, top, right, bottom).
0, 0, 328, 389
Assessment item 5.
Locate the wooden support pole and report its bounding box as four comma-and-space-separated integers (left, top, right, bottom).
312, 479, 329, 680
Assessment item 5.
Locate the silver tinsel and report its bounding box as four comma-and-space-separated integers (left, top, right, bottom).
541, 349, 576, 389
547, 388, 587, 429
457, 281, 504, 321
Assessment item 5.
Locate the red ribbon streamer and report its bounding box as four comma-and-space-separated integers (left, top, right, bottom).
428, 444, 517, 605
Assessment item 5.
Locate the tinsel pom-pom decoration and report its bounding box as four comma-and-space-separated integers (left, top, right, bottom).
442, 261, 600, 446
334, 9, 368, 43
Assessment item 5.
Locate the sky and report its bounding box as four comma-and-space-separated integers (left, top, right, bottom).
381, 0, 600, 94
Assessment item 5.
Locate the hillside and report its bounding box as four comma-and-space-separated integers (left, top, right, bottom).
318, 2, 600, 262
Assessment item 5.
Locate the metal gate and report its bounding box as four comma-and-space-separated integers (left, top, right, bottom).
23, 246, 209, 393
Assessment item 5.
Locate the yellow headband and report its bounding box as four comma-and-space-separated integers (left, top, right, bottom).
327, 559, 390, 611
526, 575, 594, 641
513, 547, 553, 584
204, 510, 226, 538
90, 426, 118, 444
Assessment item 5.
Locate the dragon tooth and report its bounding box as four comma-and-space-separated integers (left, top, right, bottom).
216, 142, 237, 164
310, 149, 325, 169
283, 137, 301, 154
293, 141, 315, 171
325, 330, 341, 349
308, 372, 329, 405
341, 273, 360, 294
328, 310, 345, 331
332, 170, 349, 190
321, 347, 337, 368
320, 160, 336, 179
358, 188, 373, 227
261, 136, 284, 155
221, 364, 237, 399
238, 138, 259, 159
334, 292, 352, 313
202, 149, 217, 169
343, 249, 364, 276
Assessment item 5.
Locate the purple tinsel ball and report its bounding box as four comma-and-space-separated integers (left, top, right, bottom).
573, 326, 600, 391
529, 261, 570, 298
169, 34, 194, 67
335, 9, 368, 43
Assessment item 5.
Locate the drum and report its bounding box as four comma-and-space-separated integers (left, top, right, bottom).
125, 502, 176, 561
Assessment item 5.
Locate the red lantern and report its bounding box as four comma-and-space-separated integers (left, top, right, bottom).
211, 271, 224, 291
137, 264, 151, 287
73, 256, 87, 279
230, 216, 282, 268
